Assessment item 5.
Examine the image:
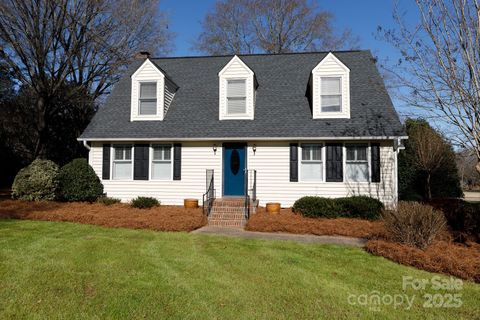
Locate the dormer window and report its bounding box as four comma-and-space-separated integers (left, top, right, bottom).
312, 52, 350, 119
131, 59, 166, 121
139, 82, 157, 115
227, 79, 247, 115
218, 55, 256, 120
320, 77, 342, 112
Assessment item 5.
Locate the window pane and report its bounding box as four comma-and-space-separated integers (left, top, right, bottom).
153, 147, 162, 160
346, 147, 355, 161
312, 146, 322, 160
321, 95, 341, 112
227, 80, 246, 98
356, 147, 367, 161
227, 97, 246, 114
113, 162, 131, 179
302, 146, 310, 160
301, 162, 323, 181
114, 148, 123, 160
152, 162, 171, 180
321, 77, 341, 94
140, 83, 156, 98
164, 147, 171, 160
139, 100, 157, 115
346, 163, 368, 182
125, 147, 132, 160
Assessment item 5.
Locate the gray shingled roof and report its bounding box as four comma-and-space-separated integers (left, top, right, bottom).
80, 50, 405, 140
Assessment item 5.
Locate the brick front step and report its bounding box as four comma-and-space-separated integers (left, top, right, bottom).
208, 198, 247, 228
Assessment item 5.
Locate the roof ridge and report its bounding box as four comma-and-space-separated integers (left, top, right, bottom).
150, 50, 369, 60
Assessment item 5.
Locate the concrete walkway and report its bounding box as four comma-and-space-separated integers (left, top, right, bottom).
191, 226, 366, 247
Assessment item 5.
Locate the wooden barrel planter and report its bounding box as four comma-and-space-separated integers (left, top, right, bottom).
266, 202, 281, 214
184, 199, 199, 209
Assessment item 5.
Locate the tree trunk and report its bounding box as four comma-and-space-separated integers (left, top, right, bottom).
426, 172, 432, 200
476, 161, 480, 175
33, 96, 47, 159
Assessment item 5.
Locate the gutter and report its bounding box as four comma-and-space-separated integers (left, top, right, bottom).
77, 135, 409, 142
82, 140, 91, 151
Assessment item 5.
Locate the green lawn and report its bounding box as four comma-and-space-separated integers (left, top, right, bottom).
0, 220, 479, 319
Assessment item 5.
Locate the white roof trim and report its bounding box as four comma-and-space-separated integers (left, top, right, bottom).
131, 58, 164, 78
79, 136, 408, 142
312, 52, 350, 73
218, 55, 254, 76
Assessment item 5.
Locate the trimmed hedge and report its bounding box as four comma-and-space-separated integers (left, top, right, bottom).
292, 196, 384, 220
12, 159, 59, 201
58, 158, 103, 202
131, 197, 160, 209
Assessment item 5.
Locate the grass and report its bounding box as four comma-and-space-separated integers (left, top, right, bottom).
0, 220, 479, 319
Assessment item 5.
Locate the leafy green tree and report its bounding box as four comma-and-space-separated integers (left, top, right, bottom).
399, 119, 462, 200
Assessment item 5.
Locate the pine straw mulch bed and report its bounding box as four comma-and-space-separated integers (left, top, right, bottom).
245, 207, 386, 239
0, 200, 207, 232
246, 207, 480, 283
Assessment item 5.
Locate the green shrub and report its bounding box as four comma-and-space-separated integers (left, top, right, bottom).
382, 202, 446, 249
12, 159, 59, 201
292, 196, 342, 218
336, 196, 384, 220
58, 158, 103, 202
293, 196, 384, 219
97, 196, 121, 206
131, 197, 160, 209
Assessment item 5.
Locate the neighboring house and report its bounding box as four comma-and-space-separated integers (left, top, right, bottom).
79, 50, 406, 210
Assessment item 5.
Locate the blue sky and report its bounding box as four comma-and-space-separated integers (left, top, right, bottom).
159, 0, 419, 63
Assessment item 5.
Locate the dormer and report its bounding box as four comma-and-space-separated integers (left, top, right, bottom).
218, 55, 256, 120
311, 52, 350, 119
130, 59, 177, 121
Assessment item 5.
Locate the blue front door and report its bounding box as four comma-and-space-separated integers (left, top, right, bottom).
223, 143, 246, 196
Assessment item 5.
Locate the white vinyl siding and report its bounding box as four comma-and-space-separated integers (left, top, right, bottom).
321, 77, 342, 112
300, 144, 323, 181
346, 144, 369, 182
151, 145, 172, 180
227, 79, 247, 115
88, 140, 397, 208
112, 145, 132, 180
139, 82, 157, 115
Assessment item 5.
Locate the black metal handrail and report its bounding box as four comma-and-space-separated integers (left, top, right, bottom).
244, 169, 257, 219
202, 169, 215, 216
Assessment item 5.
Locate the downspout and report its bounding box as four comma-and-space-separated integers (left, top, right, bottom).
82, 140, 91, 151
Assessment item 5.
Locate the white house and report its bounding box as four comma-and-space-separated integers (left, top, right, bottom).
79, 51, 406, 225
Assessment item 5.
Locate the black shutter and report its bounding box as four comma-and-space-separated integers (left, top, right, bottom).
326, 144, 343, 182
173, 143, 181, 180
290, 143, 298, 182
102, 144, 110, 180
371, 143, 381, 182
134, 144, 149, 180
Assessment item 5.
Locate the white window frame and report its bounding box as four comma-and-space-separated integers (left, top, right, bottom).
226, 78, 247, 116
149, 144, 173, 181
299, 143, 324, 182
345, 143, 370, 183
111, 144, 134, 180
320, 76, 343, 113
138, 82, 158, 116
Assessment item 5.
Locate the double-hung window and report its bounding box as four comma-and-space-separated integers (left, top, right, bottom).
226, 79, 246, 115
346, 144, 368, 182
113, 145, 132, 179
151, 145, 172, 180
321, 77, 342, 112
301, 144, 323, 181
139, 82, 157, 115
